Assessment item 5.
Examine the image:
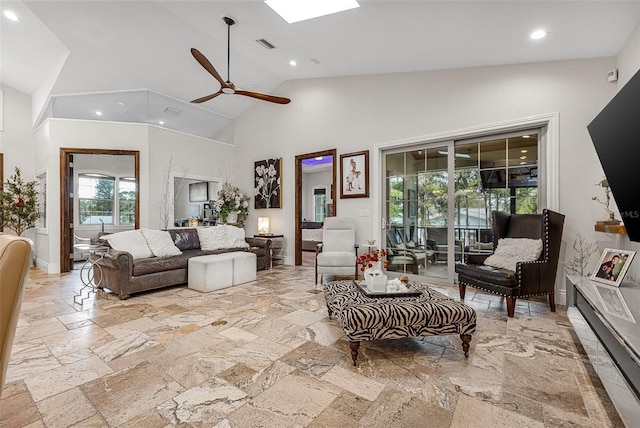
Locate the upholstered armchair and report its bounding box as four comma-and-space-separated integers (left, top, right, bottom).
1, 235, 33, 394
455, 209, 565, 317
315, 217, 358, 284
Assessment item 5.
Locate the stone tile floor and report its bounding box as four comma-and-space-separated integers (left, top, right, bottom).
0, 265, 624, 427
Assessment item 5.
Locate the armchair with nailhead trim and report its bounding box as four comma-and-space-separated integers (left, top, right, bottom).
455, 209, 565, 317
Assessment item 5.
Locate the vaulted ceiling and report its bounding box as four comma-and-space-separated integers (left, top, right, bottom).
2, 1, 640, 132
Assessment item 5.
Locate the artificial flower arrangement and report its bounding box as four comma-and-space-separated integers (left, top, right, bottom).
357, 248, 389, 272
212, 181, 250, 222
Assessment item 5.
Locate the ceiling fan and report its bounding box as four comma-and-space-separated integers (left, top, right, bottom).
190, 16, 291, 105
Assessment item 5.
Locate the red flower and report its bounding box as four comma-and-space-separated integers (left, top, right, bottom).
357, 248, 389, 272
15, 197, 25, 207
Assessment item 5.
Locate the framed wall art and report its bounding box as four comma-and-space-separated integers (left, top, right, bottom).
189, 181, 208, 202
255, 158, 282, 209
590, 248, 636, 286
340, 150, 369, 199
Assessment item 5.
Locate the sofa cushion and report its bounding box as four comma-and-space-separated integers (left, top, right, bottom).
99, 230, 154, 260
196, 226, 228, 251
132, 250, 203, 276
140, 229, 182, 257
225, 225, 250, 249
169, 228, 201, 251
484, 238, 542, 272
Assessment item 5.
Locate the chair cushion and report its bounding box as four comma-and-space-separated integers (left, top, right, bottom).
456, 263, 517, 287
484, 238, 542, 272
317, 251, 356, 267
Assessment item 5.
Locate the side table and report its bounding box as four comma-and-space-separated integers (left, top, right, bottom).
73, 245, 109, 305
253, 234, 284, 267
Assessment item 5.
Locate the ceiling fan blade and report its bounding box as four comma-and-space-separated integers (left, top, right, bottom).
235, 90, 291, 105
191, 90, 223, 104
191, 48, 227, 88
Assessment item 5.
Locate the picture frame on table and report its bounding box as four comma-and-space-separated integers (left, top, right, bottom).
590, 248, 636, 287
340, 150, 369, 199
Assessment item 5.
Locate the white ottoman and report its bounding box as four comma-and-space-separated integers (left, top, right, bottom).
231, 251, 257, 285
188, 253, 234, 292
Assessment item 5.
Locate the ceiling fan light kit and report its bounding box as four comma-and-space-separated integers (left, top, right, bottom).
190, 16, 291, 105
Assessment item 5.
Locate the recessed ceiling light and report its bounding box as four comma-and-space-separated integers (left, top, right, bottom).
521, 149, 528, 153
265, 0, 360, 24
520, 161, 527, 165
289, 60, 297, 66
95, 111, 103, 116
118, 102, 125, 106
520, 155, 527, 159
523, 135, 530, 138
158, 121, 165, 125
3, 10, 20, 22
530, 30, 547, 40
315, 156, 323, 161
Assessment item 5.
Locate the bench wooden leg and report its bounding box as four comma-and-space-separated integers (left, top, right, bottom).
459, 282, 466, 299
549, 293, 556, 312
349, 341, 360, 366
460, 334, 472, 358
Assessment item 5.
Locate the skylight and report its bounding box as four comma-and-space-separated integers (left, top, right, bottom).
265, 0, 359, 24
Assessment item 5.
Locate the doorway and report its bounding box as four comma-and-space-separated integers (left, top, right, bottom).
294, 149, 337, 266
60, 148, 140, 273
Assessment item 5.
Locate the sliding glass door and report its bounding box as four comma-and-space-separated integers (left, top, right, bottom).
383, 129, 541, 285
384, 143, 455, 282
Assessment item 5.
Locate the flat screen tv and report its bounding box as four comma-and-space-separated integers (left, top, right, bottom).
479, 163, 538, 189
588, 68, 640, 242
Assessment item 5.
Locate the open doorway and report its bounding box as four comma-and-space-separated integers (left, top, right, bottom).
294, 149, 336, 266
60, 148, 140, 273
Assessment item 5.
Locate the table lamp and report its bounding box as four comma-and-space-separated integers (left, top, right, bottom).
258, 217, 270, 235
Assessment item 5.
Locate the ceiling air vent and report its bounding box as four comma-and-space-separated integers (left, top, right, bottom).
164, 107, 182, 116
256, 38, 276, 50
309, 58, 321, 64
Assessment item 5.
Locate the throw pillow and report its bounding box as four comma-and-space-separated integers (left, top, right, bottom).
484, 238, 543, 272
140, 229, 182, 257
196, 226, 228, 251
224, 225, 249, 249
99, 230, 154, 259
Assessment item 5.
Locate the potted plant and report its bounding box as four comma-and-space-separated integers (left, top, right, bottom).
212, 181, 249, 223
0, 167, 40, 236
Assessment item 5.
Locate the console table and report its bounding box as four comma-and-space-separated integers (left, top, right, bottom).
567, 275, 640, 423
253, 234, 284, 267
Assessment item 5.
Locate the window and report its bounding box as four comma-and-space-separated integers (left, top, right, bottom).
119, 178, 136, 224
314, 187, 327, 222
78, 174, 136, 226
36, 171, 47, 230
78, 174, 114, 225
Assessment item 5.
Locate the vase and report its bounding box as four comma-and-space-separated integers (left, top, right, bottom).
226, 211, 238, 223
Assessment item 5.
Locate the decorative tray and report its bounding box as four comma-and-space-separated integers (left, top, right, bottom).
353, 281, 422, 298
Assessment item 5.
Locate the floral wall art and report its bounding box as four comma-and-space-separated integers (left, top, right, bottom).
254, 158, 282, 209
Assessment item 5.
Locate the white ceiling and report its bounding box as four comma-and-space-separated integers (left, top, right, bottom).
2, 1, 640, 128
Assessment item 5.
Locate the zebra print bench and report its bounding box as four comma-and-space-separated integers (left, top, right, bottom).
324, 280, 477, 365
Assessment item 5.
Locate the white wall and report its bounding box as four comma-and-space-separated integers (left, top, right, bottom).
234, 57, 620, 301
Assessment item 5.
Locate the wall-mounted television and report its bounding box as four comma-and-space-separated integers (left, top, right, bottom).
588, 68, 640, 242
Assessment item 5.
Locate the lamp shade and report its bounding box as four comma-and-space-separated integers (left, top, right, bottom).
258, 217, 270, 235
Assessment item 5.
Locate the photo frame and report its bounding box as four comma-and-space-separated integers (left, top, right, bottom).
254, 158, 282, 209
590, 248, 636, 286
340, 150, 369, 198
189, 182, 208, 202
594, 284, 636, 323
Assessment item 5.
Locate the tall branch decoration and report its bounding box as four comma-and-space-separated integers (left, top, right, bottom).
158, 156, 188, 229
254, 158, 282, 209
563, 233, 598, 277
0, 167, 40, 236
